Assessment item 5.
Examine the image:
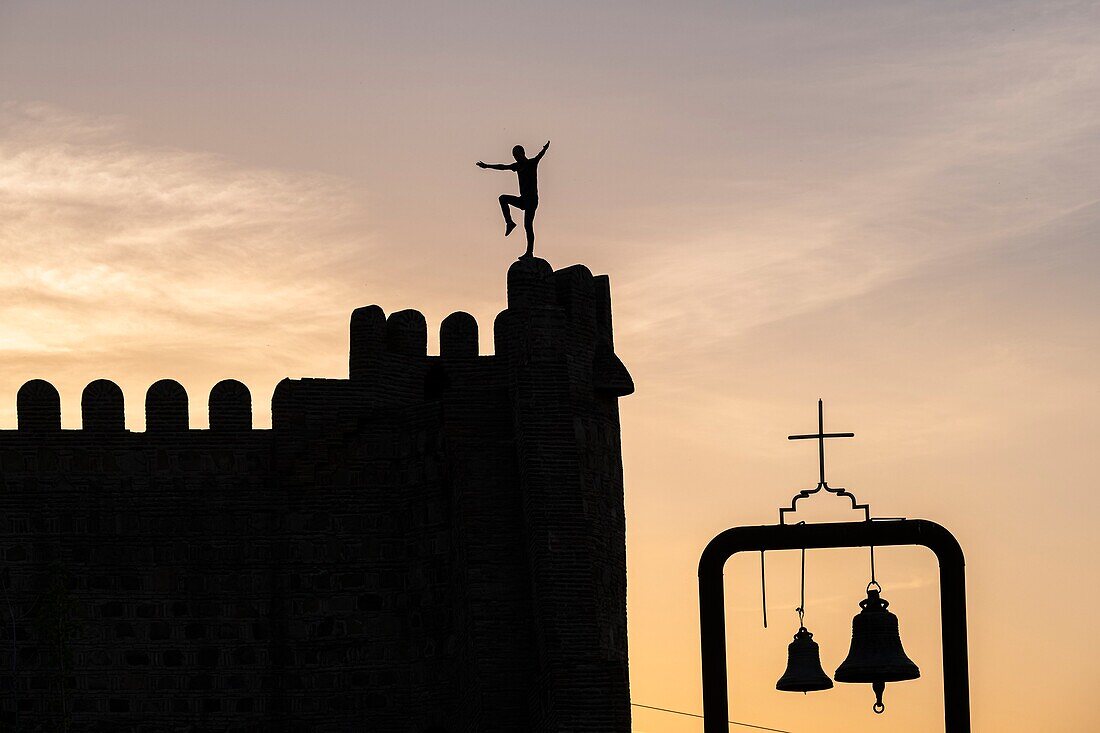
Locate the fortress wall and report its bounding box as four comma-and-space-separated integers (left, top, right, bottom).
0, 427, 276, 724
0, 258, 632, 733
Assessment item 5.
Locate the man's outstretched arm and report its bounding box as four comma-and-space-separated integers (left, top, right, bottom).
476, 161, 514, 170
533, 140, 551, 162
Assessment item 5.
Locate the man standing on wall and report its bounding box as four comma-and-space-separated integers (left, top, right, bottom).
477, 140, 550, 259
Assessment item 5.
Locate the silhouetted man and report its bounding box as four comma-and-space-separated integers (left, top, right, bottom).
477, 140, 550, 259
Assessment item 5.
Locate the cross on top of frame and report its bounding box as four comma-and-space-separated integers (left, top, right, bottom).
779, 399, 869, 524
787, 398, 854, 488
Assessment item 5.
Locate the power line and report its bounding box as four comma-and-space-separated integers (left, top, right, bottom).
631, 702, 792, 732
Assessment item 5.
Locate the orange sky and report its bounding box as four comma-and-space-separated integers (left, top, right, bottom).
1, 2, 1098, 731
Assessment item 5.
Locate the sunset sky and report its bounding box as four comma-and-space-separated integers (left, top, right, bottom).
2, 1, 1098, 730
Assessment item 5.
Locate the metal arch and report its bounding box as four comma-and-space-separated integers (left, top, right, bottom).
698, 519, 970, 732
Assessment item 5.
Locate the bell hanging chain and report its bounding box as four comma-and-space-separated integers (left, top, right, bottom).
775, 529, 834, 694
796, 539, 806, 630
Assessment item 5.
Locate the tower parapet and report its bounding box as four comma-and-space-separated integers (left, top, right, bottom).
81, 378, 125, 432
0, 258, 633, 733
145, 378, 188, 432
440, 311, 478, 357
209, 378, 252, 431
16, 378, 61, 432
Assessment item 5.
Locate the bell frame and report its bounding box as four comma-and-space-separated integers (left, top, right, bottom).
698, 519, 970, 732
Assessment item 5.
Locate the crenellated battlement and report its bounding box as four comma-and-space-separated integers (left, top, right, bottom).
0, 257, 633, 732
9, 377, 255, 433
6, 258, 630, 435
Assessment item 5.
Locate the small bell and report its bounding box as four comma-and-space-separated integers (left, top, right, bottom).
834, 585, 920, 713
776, 626, 834, 692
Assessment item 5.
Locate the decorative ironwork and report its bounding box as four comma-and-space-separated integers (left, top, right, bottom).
779, 399, 870, 524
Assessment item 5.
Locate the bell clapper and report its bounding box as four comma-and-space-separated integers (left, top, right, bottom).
872, 680, 886, 714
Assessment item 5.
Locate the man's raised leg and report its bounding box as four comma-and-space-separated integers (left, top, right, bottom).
499, 195, 521, 237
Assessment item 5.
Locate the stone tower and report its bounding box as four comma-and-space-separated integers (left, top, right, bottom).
0, 258, 633, 732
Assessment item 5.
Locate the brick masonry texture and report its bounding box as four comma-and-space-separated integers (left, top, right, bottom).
0, 258, 634, 733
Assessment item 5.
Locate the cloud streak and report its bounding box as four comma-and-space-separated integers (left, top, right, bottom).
0, 102, 375, 427
611, 11, 1100, 391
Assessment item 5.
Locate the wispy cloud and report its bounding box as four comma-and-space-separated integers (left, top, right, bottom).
0, 102, 375, 426
611, 16, 1100, 388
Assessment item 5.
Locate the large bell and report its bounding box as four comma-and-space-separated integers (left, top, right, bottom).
776, 627, 834, 692
834, 586, 920, 712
